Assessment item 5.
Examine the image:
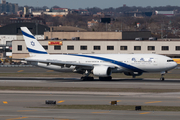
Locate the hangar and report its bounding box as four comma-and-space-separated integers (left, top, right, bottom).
44, 30, 151, 40
0, 22, 50, 35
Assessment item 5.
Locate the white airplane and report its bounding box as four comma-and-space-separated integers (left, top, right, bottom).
20, 27, 177, 81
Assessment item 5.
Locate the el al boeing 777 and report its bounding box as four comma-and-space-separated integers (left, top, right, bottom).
19, 27, 177, 81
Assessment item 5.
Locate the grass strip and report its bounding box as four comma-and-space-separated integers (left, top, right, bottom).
0, 86, 180, 93
34, 105, 180, 111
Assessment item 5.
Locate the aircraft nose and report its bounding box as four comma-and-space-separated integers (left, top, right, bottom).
174, 62, 178, 68
171, 62, 178, 69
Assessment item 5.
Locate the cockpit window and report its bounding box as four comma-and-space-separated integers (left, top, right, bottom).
167, 60, 174, 62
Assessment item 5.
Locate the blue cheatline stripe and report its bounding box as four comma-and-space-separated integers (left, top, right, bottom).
27, 47, 48, 54
21, 31, 35, 39
69, 54, 145, 73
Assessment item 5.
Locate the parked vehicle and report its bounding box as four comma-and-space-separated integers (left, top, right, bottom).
135, 37, 143, 41
149, 37, 157, 41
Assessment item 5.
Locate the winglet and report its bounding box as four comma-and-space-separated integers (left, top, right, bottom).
20, 27, 48, 56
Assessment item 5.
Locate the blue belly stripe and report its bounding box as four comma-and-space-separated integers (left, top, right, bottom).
69, 54, 145, 72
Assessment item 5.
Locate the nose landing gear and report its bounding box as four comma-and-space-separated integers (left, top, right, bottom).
160, 76, 164, 81
160, 71, 166, 81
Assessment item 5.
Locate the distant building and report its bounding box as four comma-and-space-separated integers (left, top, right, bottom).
80, 9, 89, 15
17, 10, 23, 16
43, 11, 68, 17
155, 11, 174, 17
0, 0, 18, 14
0, 22, 49, 35
24, 7, 29, 15
124, 11, 153, 17
87, 19, 98, 28
1, 0, 5, 4
70, 9, 89, 15
93, 12, 111, 17
32, 8, 69, 17
51, 8, 68, 12
49, 26, 87, 33
9, 17, 46, 25
44, 31, 151, 40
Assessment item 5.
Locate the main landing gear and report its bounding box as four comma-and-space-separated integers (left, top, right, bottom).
81, 76, 112, 81
80, 70, 112, 81
81, 70, 94, 81
99, 76, 112, 81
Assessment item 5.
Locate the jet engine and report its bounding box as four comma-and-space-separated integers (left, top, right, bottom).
93, 66, 112, 77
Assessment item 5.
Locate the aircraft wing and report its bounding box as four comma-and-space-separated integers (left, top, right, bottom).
24, 58, 116, 69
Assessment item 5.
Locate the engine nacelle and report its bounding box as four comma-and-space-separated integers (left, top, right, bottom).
93, 66, 112, 77
124, 72, 143, 76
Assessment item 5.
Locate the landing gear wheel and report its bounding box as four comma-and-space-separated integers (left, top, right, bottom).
99, 76, 112, 81
160, 77, 165, 81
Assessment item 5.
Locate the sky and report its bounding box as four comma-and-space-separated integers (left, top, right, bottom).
6, 0, 180, 9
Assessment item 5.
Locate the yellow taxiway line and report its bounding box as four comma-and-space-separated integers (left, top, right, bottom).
46, 70, 54, 72
139, 112, 150, 115
109, 100, 121, 103
17, 70, 24, 73
58, 100, 65, 103
6, 117, 28, 120
3, 101, 8, 104
145, 101, 162, 104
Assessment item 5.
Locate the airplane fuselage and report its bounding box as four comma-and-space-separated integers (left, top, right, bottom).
26, 53, 177, 73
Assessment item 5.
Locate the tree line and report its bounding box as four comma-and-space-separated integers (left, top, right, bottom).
18, 5, 180, 14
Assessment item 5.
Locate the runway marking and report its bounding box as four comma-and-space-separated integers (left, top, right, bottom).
109, 100, 121, 103
3, 101, 8, 104
145, 101, 162, 104
139, 112, 150, 115
92, 111, 110, 114
6, 117, 28, 120
17, 110, 37, 112
58, 100, 65, 103
17, 70, 24, 72
46, 70, 54, 72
